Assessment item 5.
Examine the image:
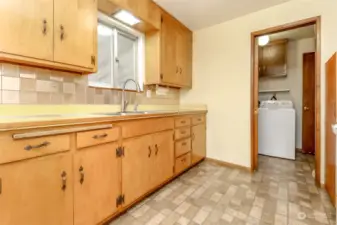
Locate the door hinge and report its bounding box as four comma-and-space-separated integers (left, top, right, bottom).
116, 146, 124, 158
160, 73, 163, 80
116, 194, 125, 207
91, 55, 96, 66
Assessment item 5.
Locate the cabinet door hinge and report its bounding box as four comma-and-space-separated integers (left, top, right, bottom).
91, 55, 96, 66
160, 73, 163, 80
116, 147, 124, 158
116, 194, 125, 207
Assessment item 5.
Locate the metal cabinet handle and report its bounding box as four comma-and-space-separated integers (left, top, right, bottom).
42, 19, 47, 35
155, 144, 159, 155
181, 121, 186, 124
182, 142, 187, 146
180, 130, 186, 134
79, 166, 84, 184
60, 25, 65, 40
148, 146, 152, 158
92, 133, 108, 139
24, 141, 50, 151
61, 171, 67, 191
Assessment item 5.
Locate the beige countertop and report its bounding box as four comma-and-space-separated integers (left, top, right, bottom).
0, 109, 207, 131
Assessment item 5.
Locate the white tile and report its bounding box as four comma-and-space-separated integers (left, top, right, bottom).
176, 216, 190, 225
274, 214, 287, 225
2, 90, 19, 104
145, 213, 165, 225
2, 76, 20, 91
130, 204, 150, 218
249, 206, 262, 219
36, 80, 51, 92
50, 76, 64, 82
63, 82, 76, 94
221, 213, 233, 223
276, 200, 288, 216
175, 202, 191, 215
20, 73, 36, 79
192, 209, 209, 224
210, 192, 223, 202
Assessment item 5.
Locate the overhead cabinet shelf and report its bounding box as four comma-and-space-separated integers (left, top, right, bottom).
0, 0, 98, 74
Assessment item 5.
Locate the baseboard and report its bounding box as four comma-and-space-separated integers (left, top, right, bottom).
205, 158, 251, 172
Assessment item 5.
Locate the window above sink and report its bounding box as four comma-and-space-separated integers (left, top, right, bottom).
89, 12, 145, 91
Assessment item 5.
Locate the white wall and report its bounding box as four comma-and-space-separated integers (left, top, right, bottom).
180, 0, 337, 184
259, 38, 316, 149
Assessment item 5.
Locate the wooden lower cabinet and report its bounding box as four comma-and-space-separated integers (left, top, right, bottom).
122, 134, 153, 206
74, 143, 120, 225
192, 124, 206, 164
151, 131, 174, 187
0, 154, 73, 225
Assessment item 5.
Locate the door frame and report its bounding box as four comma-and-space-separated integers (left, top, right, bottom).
250, 16, 322, 186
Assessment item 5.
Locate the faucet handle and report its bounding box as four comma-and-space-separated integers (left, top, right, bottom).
134, 103, 139, 112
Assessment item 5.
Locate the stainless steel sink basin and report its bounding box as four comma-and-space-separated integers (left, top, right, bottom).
91, 110, 176, 116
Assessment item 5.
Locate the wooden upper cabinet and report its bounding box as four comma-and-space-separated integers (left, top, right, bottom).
145, 10, 192, 88
74, 143, 120, 225
160, 12, 178, 85
0, 0, 97, 74
54, 0, 97, 69
259, 39, 288, 78
0, 154, 73, 225
0, 0, 54, 60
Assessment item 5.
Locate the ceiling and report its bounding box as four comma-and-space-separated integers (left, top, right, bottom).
154, 0, 293, 30
269, 25, 315, 41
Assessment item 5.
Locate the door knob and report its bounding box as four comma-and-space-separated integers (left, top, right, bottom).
304, 106, 310, 111
254, 109, 259, 115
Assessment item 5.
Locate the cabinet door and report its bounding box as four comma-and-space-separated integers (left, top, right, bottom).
0, 0, 53, 60
152, 131, 174, 186
54, 0, 97, 69
192, 124, 206, 164
160, 12, 177, 84
0, 154, 73, 225
74, 143, 120, 225
122, 135, 152, 206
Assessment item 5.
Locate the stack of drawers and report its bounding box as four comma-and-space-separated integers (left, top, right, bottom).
174, 117, 192, 174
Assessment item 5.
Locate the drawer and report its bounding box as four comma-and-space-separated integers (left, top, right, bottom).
77, 127, 119, 149
175, 138, 191, 157
175, 153, 191, 174
192, 115, 205, 125
0, 134, 70, 164
175, 117, 191, 128
174, 127, 191, 140
121, 117, 174, 139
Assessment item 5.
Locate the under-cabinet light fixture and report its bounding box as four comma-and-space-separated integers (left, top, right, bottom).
114, 10, 141, 26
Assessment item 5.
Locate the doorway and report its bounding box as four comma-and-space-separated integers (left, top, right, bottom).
250, 17, 321, 186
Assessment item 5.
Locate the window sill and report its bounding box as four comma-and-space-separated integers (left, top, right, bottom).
88, 85, 144, 93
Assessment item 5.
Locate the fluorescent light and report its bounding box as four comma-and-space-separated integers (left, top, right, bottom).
114, 10, 141, 26
98, 24, 113, 36
258, 35, 270, 46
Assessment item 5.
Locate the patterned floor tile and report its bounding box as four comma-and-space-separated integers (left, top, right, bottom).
110, 153, 336, 225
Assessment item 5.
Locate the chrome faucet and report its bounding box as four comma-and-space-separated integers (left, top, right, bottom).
121, 79, 141, 113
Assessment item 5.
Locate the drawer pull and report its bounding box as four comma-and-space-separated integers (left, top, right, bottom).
155, 144, 159, 155
180, 131, 186, 134
92, 133, 108, 139
79, 166, 85, 184
61, 171, 67, 191
24, 141, 50, 151
181, 121, 186, 124
182, 142, 187, 146
198, 118, 202, 121
181, 158, 186, 162
148, 146, 152, 158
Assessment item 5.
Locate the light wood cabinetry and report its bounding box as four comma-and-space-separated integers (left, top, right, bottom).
0, 0, 54, 61
0, 154, 73, 225
145, 11, 193, 88
0, 0, 97, 74
151, 131, 174, 187
122, 134, 153, 206
74, 142, 120, 225
192, 124, 206, 164
54, 0, 97, 69
0, 113, 206, 225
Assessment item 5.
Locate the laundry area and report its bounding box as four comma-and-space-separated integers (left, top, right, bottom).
257, 25, 316, 160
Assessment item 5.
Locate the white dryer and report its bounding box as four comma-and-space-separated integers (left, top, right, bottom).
258, 100, 296, 160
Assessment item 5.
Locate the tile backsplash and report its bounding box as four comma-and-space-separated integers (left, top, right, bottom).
0, 63, 179, 105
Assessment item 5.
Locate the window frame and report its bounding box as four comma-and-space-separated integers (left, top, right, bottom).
89, 12, 145, 91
